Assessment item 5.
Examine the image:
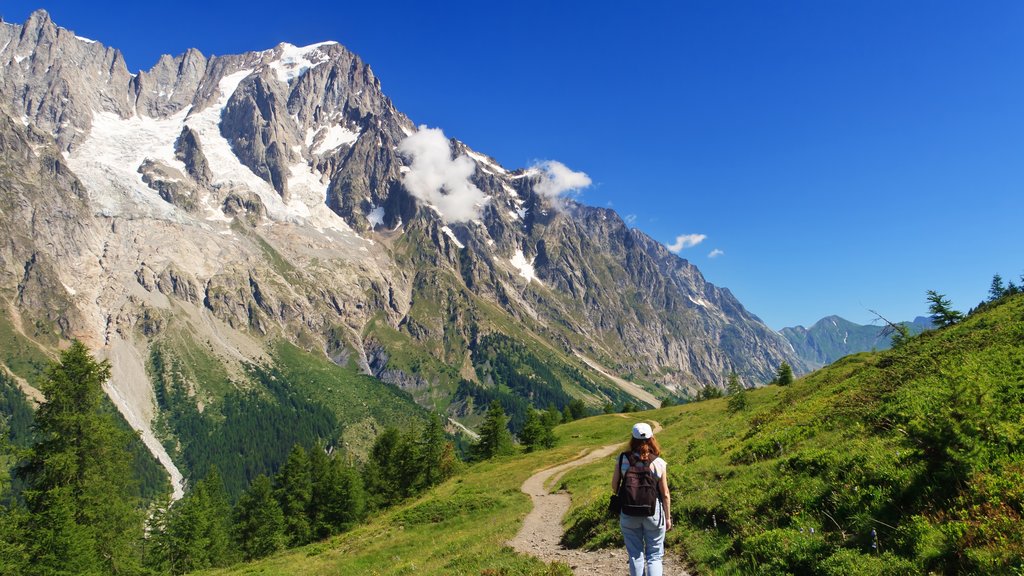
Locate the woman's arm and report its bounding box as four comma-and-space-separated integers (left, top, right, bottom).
611, 463, 621, 493
659, 472, 672, 531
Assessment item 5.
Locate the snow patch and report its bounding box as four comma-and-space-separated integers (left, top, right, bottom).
502, 183, 519, 198
267, 41, 335, 83
367, 205, 385, 227
510, 249, 538, 283
688, 295, 713, 309
441, 226, 465, 249
465, 149, 507, 174
308, 124, 360, 154
76, 35, 98, 44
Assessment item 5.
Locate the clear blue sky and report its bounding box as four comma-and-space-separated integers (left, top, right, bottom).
6, 1, 1022, 329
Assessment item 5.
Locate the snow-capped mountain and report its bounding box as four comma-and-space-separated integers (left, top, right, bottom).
0, 10, 806, 496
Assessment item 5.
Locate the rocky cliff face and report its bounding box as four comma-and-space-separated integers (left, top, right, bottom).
0, 10, 807, 495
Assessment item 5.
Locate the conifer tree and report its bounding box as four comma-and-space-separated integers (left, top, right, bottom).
727, 373, 748, 413
313, 457, 366, 536
989, 274, 1006, 301
201, 466, 235, 567
16, 340, 145, 575
519, 409, 546, 453
363, 428, 402, 510
776, 362, 794, 386
473, 400, 515, 460
274, 445, 313, 546
417, 414, 455, 490
233, 474, 286, 561
927, 290, 964, 327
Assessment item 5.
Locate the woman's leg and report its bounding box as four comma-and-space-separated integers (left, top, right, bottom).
620, 514, 646, 576
642, 514, 666, 576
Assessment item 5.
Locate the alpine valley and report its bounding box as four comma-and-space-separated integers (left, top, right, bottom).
0, 10, 808, 497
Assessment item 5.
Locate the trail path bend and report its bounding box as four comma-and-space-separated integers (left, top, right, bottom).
509, 421, 688, 575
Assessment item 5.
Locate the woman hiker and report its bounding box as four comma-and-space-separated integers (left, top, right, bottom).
612, 422, 672, 576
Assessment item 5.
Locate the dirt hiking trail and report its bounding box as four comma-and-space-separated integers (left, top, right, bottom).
508, 421, 688, 575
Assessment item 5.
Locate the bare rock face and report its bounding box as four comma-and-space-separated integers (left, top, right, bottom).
0, 10, 135, 151
220, 69, 299, 199
132, 48, 208, 118
174, 126, 212, 184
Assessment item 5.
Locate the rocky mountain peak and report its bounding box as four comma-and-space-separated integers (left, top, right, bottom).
1, 13, 811, 498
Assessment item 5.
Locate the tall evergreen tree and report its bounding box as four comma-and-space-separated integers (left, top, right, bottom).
363, 428, 402, 511
927, 290, 964, 327
233, 474, 285, 561
417, 414, 455, 491
16, 340, 145, 575
472, 400, 515, 460
200, 466, 235, 567
150, 466, 236, 573
274, 445, 313, 546
311, 456, 366, 537
518, 409, 545, 453
989, 274, 1006, 301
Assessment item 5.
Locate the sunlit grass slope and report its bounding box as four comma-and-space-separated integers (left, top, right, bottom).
561, 294, 1024, 575
199, 294, 1023, 576
198, 414, 632, 576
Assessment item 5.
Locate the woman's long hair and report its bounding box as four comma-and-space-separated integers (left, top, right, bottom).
629, 436, 661, 463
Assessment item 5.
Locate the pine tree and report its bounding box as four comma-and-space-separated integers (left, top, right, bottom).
927, 290, 964, 327
201, 466, 235, 567
417, 414, 455, 491
233, 474, 286, 561
274, 445, 313, 546
519, 409, 545, 453
727, 373, 748, 413
539, 407, 559, 449
364, 428, 402, 510
473, 400, 515, 460
776, 362, 794, 386
16, 340, 145, 575
989, 274, 1006, 301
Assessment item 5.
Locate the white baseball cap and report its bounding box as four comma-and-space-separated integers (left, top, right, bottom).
632, 422, 653, 439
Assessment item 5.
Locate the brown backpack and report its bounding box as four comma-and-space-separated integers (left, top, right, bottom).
618, 452, 660, 517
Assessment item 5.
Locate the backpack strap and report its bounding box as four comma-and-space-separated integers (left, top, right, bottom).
616, 452, 627, 494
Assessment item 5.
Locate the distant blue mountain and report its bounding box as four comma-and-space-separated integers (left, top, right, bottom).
781, 316, 934, 368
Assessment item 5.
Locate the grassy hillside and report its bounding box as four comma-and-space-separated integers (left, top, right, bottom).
561, 293, 1024, 574
195, 293, 1023, 576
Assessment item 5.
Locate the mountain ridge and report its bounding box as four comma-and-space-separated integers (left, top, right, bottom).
0, 9, 807, 497
780, 314, 934, 368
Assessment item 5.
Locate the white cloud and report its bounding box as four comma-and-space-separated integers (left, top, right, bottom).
667, 233, 706, 253
530, 160, 592, 199
624, 214, 637, 225
398, 126, 488, 223
708, 248, 724, 258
